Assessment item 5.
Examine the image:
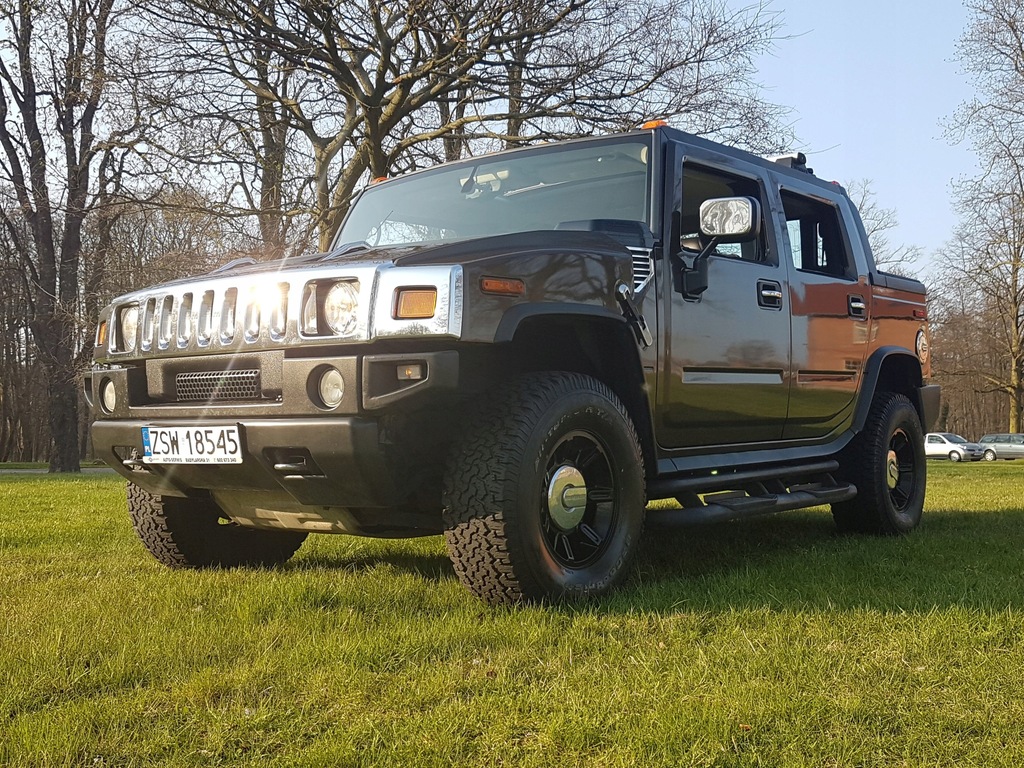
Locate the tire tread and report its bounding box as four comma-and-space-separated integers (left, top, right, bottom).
127, 483, 306, 568
442, 372, 644, 605
832, 391, 925, 535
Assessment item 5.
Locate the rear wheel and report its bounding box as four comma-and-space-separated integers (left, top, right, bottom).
127, 483, 306, 568
443, 372, 645, 605
832, 392, 926, 535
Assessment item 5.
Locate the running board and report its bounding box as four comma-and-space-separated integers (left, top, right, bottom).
646, 481, 857, 527
647, 460, 841, 498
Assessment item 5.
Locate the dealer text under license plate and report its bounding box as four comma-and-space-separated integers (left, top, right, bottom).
141, 426, 242, 464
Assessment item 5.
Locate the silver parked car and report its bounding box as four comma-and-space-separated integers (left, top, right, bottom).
977, 433, 1024, 461
924, 433, 985, 462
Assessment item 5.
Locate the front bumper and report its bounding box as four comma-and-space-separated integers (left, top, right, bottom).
94, 417, 401, 508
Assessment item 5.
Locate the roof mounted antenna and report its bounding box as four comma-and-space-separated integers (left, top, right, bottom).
769, 152, 814, 175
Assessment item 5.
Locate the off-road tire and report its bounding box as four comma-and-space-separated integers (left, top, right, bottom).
832, 392, 926, 535
127, 483, 306, 568
443, 372, 645, 605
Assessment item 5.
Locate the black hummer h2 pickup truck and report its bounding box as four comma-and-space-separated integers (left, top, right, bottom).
89, 125, 940, 605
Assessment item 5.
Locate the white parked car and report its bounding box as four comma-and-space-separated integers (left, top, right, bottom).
924, 432, 984, 462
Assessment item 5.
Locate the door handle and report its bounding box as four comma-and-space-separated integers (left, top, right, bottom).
757, 280, 783, 309
848, 294, 867, 318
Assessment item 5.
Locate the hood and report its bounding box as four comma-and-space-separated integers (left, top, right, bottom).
171, 229, 634, 286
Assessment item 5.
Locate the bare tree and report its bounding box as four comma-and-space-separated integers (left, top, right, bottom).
0, 185, 47, 461
929, 251, 1011, 438
0, 0, 126, 470
845, 179, 922, 276
934, 180, 1024, 432
935, 0, 1024, 433
153, 0, 792, 250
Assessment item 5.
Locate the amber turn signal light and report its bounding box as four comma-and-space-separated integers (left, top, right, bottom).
394, 288, 437, 319
480, 277, 525, 296
95, 321, 108, 346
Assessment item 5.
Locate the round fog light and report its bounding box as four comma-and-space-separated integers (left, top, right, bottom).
100, 379, 117, 413
317, 367, 345, 408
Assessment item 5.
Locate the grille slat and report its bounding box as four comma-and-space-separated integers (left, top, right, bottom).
176, 370, 260, 402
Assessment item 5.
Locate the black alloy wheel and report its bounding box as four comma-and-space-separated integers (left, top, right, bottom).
832, 391, 926, 535
885, 427, 918, 514
443, 372, 645, 605
540, 431, 618, 569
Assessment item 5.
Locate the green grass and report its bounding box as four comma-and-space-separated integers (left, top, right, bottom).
2, 462, 1024, 766
0, 461, 107, 470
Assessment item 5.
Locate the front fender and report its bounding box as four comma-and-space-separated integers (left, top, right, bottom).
454, 240, 632, 344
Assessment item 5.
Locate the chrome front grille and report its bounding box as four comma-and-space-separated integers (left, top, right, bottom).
140, 282, 290, 354
106, 264, 381, 360
176, 370, 260, 402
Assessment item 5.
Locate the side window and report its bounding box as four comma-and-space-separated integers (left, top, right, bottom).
681, 164, 770, 264
995, 435, 1009, 443
781, 191, 856, 279
1013, 435, 1024, 445
927, 435, 942, 444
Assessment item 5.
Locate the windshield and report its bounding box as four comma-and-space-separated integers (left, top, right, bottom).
942, 434, 968, 444
336, 137, 652, 249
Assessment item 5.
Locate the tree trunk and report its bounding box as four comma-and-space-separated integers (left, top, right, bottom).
34, 316, 81, 472
47, 363, 80, 472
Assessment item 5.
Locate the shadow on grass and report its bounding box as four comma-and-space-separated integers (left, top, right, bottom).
288, 548, 455, 583
620, 504, 1024, 614
273, 503, 1024, 615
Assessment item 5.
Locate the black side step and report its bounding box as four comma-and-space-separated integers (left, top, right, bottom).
647, 481, 856, 526
647, 460, 840, 498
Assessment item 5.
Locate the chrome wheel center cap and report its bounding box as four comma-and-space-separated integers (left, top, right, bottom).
886, 449, 900, 490
547, 465, 588, 531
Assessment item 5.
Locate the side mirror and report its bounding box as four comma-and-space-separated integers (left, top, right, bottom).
678, 196, 762, 299
699, 196, 761, 242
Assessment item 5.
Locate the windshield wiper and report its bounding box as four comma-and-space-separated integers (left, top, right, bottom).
319, 241, 370, 261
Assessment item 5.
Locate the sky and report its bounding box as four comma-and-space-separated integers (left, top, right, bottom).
754, 0, 976, 273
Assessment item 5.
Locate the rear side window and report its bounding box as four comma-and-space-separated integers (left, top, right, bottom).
781, 191, 855, 279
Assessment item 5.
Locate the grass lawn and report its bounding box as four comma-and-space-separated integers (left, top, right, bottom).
2, 461, 1024, 766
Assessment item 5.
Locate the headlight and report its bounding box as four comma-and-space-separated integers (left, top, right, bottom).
323, 282, 359, 336
117, 305, 139, 352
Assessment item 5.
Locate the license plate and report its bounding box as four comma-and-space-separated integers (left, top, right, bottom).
141, 426, 242, 464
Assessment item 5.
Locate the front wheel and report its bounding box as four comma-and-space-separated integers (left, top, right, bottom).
984, 449, 997, 462
443, 372, 645, 605
948, 451, 962, 462
832, 392, 926, 535
127, 483, 307, 568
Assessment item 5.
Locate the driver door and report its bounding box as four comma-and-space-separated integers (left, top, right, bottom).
658, 158, 791, 449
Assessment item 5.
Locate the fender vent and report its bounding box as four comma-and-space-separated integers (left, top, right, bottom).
176, 369, 260, 402
631, 250, 654, 292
